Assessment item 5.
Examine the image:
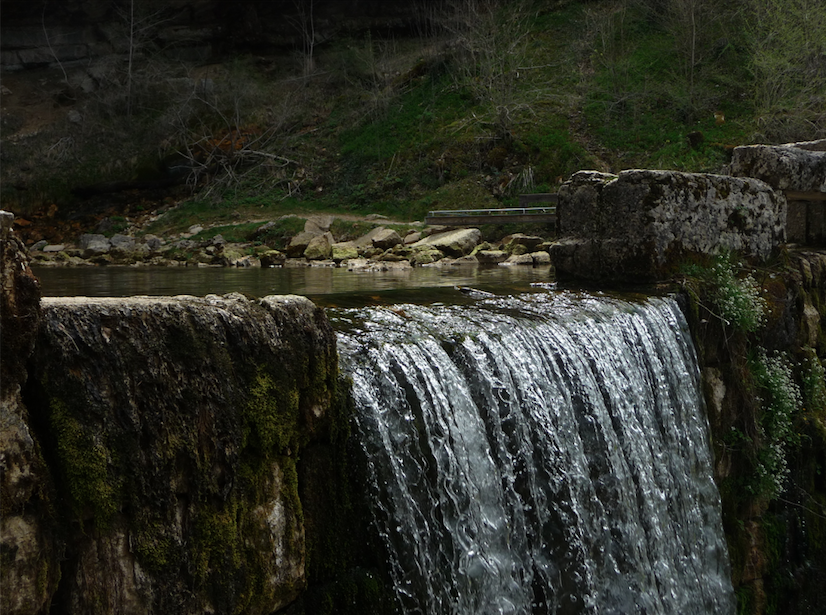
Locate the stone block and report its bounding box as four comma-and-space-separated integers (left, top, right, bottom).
552, 170, 785, 281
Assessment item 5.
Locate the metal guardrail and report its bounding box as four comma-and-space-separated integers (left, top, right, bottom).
427, 206, 556, 217
425, 204, 558, 227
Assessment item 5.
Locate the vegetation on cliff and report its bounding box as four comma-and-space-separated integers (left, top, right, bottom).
681, 251, 826, 615
2, 0, 824, 242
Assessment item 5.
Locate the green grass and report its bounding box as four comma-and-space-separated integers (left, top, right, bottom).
5, 0, 823, 231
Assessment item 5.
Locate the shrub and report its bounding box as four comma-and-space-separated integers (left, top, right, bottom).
684, 253, 767, 333
750, 350, 802, 499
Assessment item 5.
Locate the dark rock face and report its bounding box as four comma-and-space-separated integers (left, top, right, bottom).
1, 0, 425, 70
552, 169, 786, 282
0, 212, 60, 615
13, 291, 341, 614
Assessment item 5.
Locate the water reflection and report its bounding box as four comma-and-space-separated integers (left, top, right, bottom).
33, 265, 554, 307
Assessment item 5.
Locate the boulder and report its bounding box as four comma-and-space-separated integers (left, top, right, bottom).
503, 233, 545, 254
331, 242, 359, 262
287, 231, 320, 258
260, 250, 286, 268
351, 226, 391, 250
304, 233, 334, 260
304, 215, 335, 234
403, 231, 422, 245
24, 293, 340, 615
412, 228, 481, 257
475, 249, 508, 264
531, 250, 552, 265
730, 141, 826, 193
502, 253, 534, 266
371, 228, 402, 251
109, 233, 136, 253
143, 235, 163, 251
79, 233, 111, 258
551, 169, 785, 282
409, 247, 444, 266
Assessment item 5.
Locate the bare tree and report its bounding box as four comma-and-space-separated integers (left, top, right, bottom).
288, 0, 317, 78
445, 0, 535, 136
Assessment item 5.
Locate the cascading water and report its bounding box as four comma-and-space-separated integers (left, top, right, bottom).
333, 290, 735, 615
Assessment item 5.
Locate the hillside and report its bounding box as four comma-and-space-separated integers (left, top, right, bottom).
1, 0, 824, 244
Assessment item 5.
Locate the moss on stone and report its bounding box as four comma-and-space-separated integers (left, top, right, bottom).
48, 397, 120, 528
244, 368, 302, 455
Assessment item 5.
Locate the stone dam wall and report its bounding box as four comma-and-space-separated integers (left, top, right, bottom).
551, 140, 825, 282
1, 219, 387, 615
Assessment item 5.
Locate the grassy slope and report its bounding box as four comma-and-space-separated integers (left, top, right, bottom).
2, 0, 823, 239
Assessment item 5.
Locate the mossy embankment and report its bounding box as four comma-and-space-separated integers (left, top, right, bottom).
18, 293, 394, 614
680, 250, 826, 615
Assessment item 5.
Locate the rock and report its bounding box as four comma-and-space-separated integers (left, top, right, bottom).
371, 228, 402, 251
552, 169, 785, 282
143, 235, 163, 251
109, 233, 136, 252
475, 249, 508, 264
409, 247, 444, 266
211, 234, 227, 246
366, 213, 389, 221
403, 231, 422, 245
531, 250, 552, 265
731, 142, 826, 193
233, 255, 260, 267
331, 242, 359, 262
304, 215, 334, 234
187, 224, 204, 235
376, 251, 407, 262
285, 258, 312, 267
1, 212, 59, 615
287, 230, 319, 258
42, 244, 65, 253
172, 239, 195, 251
30, 240, 47, 251
255, 221, 277, 236
412, 228, 482, 257
503, 233, 545, 254
79, 233, 111, 257
260, 250, 286, 268
304, 233, 334, 260
502, 253, 534, 266
351, 227, 391, 250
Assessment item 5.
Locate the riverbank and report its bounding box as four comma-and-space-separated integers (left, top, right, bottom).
24, 213, 556, 272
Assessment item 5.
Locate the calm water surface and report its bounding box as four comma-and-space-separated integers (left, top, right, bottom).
34, 264, 555, 307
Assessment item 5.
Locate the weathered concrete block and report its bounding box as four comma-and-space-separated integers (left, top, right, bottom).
731, 141, 826, 245
731, 141, 826, 193
552, 170, 785, 281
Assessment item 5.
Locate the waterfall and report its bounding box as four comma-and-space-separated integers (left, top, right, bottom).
333, 291, 735, 615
